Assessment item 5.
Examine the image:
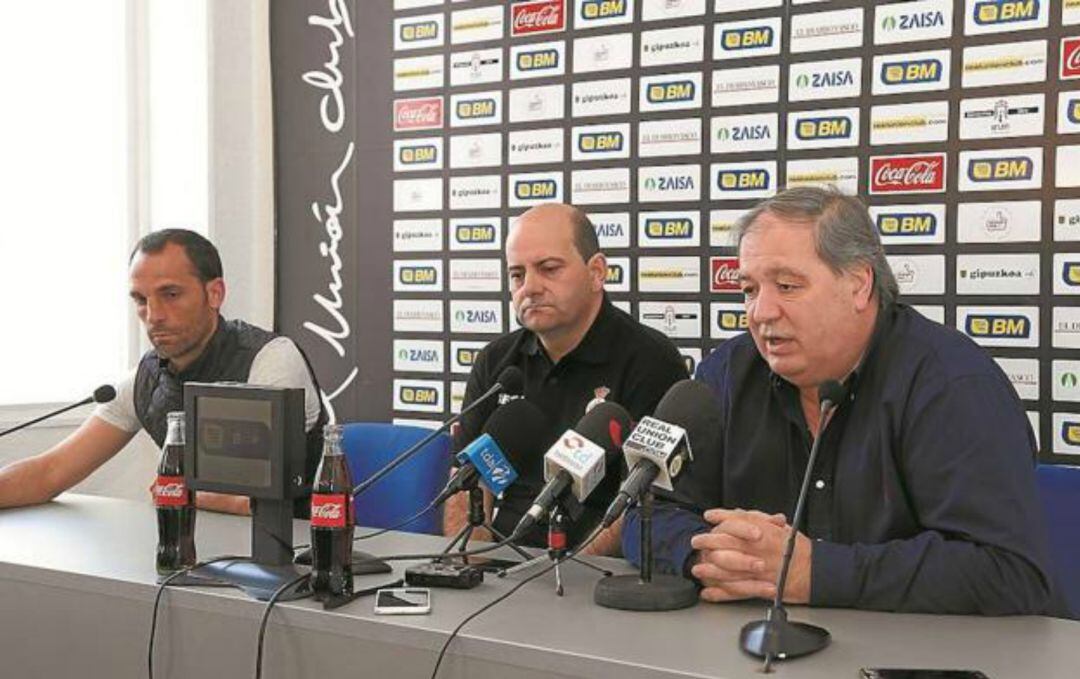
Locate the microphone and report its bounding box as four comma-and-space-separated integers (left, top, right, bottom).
351, 366, 524, 496
740, 379, 847, 669
511, 401, 632, 540
601, 379, 717, 528
0, 385, 116, 439
432, 399, 550, 506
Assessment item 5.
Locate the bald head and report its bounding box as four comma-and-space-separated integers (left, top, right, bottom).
512, 203, 600, 262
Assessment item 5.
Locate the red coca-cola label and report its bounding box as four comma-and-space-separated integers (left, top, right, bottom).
1062, 38, 1080, 80
710, 257, 741, 292
152, 475, 188, 507
869, 154, 946, 194
311, 493, 351, 528
511, 0, 566, 36
393, 96, 443, 132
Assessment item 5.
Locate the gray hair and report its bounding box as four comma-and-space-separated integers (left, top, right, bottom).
732, 187, 898, 307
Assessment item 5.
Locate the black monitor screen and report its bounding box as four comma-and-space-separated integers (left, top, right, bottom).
194, 396, 273, 489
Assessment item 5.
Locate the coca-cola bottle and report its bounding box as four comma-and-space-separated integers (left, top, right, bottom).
310, 424, 354, 599
153, 411, 196, 574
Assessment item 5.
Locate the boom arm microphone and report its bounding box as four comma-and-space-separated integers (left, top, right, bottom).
740, 379, 847, 669
0, 385, 116, 439
351, 366, 524, 497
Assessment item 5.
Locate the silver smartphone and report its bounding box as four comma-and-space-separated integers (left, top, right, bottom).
373, 587, 432, 615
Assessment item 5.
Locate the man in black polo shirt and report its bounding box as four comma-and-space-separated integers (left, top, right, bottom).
445, 203, 687, 554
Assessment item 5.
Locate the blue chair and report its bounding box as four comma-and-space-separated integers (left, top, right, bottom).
1036, 464, 1080, 618
341, 422, 451, 535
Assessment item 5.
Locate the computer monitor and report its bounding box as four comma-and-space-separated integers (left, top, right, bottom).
182, 382, 311, 601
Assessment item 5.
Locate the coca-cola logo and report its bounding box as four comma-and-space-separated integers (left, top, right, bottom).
312, 503, 343, 520
511, 0, 566, 36
393, 97, 443, 132
869, 154, 946, 194
311, 493, 350, 528
1063, 38, 1080, 79
710, 257, 741, 292
152, 475, 188, 507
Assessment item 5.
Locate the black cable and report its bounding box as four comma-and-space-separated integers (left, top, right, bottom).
428, 525, 606, 679
148, 555, 248, 679
292, 496, 441, 553
254, 571, 312, 679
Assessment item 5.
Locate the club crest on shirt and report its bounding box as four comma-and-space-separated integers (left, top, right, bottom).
498, 392, 523, 406
585, 386, 611, 413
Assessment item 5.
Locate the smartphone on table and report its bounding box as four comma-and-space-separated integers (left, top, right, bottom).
374, 587, 432, 615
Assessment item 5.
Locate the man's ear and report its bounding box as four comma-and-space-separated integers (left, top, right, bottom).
849, 263, 874, 311
587, 253, 607, 292
206, 278, 226, 311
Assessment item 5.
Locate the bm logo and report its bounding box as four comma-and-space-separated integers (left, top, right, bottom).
645, 218, 694, 240
1062, 421, 1080, 446
456, 99, 496, 119
965, 314, 1030, 339
399, 386, 439, 405
578, 131, 624, 153
517, 49, 560, 72
398, 144, 437, 165
717, 309, 749, 331
717, 169, 769, 191
400, 20, 438, 42
399, 266, 438, 285
455, 347, 479, 367
646, 80, 695, 104
877, 213, 937, 236
1067, 99, 1080, 125
881, 59, 942, 86
973, 0, 1039, 25
514, 179, 557, 200
967, 157, 1033, 182
580, 0, 627, 20
605, 263, 625, 285
795, 116, 852, 141
456, 224, 496, 244
720, 26, 774, 51
1062, 262, 1080, 287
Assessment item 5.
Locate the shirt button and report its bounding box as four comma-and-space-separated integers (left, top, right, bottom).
814, 479, 825, 490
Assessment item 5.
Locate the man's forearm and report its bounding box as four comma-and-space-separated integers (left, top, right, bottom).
622, 502, 711, 576
0, 456, 57, 508
195, 491, 251, 515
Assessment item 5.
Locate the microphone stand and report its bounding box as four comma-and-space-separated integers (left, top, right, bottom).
440, 483, 532, 561
501, 505, 611, 592
739, 394, 842, 670
0, 397, 95, 438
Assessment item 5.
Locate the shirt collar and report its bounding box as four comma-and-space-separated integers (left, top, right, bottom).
521, 295, 615, 365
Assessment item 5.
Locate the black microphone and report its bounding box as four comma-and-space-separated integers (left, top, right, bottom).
432, 399, 551, 506
510, 401, 632, 540
601, 379, 718, 528
740, 379, 847, 669
351, 366, 524, 496
0, 385, 116, 439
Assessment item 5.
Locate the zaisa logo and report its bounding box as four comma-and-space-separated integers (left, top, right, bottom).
717, 122, 771, 142
881, 10, 946, 32
795, 69, 855, 90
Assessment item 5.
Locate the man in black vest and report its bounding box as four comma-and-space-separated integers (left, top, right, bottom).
0, 229, 326, 514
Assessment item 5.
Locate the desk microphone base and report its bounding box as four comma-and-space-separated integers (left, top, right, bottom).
593, 574, 698, 611
740, 606, 830, 664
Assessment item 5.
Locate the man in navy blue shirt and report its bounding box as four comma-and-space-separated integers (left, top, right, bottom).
623, 187, 1064, 616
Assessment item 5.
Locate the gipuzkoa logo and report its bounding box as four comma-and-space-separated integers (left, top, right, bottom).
710, 257, 740, 292
1062, 262, 1080, 287
881, 9, 947, 32
645, 218, 694, 240
456, 97, 497, 120
580, 0, 628, 21
967, 156, 1034, 183
881, 57, 943, 86
517, 48, 560, 72
455, 223, 497, 244
965, 314, 1031, 338
973, 0, 1039, 26
455, 347, 479, 367
794, 116, 853, 141
400, 19, 439, 42
515, 179, 558, 200
717, 168, 770, 191
1062, 38, 1080, 79
398, 144, 438, 166
720, 25, 774, 52
870, 154, 946, 194
717, 309, 748, 331
877, 212, 938, 236
578, 131, 624, 153
646, 80, 696, 104
511, 0, 565, 36
606, 262, 625, 285
398, 265, 438, 285
399, 385, 440, 405
394, 97, 443, 131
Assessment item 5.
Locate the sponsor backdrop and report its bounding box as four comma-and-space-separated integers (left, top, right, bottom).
274, 0, 1080, 463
